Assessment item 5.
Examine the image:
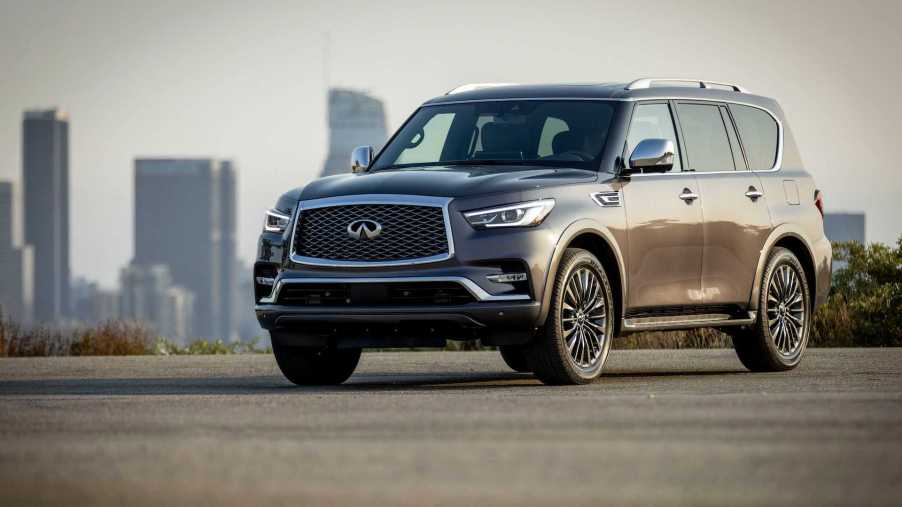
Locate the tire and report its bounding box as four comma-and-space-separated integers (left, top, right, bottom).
499, 345, 532, 373
271, 338, 361, 385
529, 248, 615, 385
732, 247, 811, 372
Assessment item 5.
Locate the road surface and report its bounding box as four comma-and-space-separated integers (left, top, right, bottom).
1, 349, 901, 506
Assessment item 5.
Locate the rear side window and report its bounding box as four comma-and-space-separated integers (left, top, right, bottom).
730, 104, 779, 170
675, 103, 735, 172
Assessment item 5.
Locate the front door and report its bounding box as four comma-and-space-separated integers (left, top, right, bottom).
621, 102, 703, 309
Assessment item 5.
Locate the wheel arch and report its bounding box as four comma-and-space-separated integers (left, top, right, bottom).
539, 220, 626, 336
749, 225, 818, 312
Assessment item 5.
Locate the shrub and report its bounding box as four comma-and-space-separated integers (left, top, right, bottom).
69, 321, 154, 356
810, 238, 902, 347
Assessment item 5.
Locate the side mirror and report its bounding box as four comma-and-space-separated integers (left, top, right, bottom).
626, 138, 674, 174
350, 145, 373, 173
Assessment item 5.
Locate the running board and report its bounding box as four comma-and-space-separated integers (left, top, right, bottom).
622, 311, 757, 332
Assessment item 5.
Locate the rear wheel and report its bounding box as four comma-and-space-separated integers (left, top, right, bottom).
529, 248, 615, 385
499, 345, 531, 373
271, 338, 361, 385
732, 247, 811, 371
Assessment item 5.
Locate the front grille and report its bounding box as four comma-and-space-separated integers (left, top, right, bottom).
293, 204, 449, 263
276, 282, 475, 306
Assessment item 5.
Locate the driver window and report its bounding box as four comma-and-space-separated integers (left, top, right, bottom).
625, 103, 681, 172
396, 112, 455, 164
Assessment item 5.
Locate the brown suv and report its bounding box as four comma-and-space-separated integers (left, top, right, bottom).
255, 78, 832, 385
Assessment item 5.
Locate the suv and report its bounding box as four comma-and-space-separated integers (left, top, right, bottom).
255, 78, 831, 385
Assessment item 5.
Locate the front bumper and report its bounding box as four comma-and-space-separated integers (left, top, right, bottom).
258, 299, 541, 348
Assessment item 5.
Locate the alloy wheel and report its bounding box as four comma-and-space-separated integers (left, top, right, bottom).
561, 267, 608, 369
765, 264, 806, 357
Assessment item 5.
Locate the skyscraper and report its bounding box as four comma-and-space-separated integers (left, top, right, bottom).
133, 158, 237, 340
218, 161, 237, 341
321, 88, 388, 176
22, 109, 70, 323
0, 181, 33, 323
824, 212, 866, 244
119, 263, 195, 343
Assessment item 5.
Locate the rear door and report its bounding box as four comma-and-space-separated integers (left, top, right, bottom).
621, 101, 703, 309
674, 101, 773, 307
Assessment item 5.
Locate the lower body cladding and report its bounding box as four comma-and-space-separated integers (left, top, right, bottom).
255, 276, 541, 349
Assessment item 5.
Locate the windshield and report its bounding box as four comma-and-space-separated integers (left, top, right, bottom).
371, 100, 615, 171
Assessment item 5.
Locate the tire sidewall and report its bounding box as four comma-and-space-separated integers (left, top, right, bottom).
551, 250, 615, 381
758, 248, 811, 368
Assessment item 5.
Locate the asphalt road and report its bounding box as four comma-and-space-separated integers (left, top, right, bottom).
1, 349, 901, 507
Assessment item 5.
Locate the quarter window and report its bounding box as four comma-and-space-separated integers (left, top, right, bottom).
731, 104, 779, 170
625, 103, 681, 172
676, 103, 736, 172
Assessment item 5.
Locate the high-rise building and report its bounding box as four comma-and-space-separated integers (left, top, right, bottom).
119, 263, 195, 343
321, 88, 388, 176
72, 277, 119, 324
133, 158, 237, 340
0, 181, 33, 323
824, 213, 866, 244
22, 109, 70, 323
218, 161, 237, 341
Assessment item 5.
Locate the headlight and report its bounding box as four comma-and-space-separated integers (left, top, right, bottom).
463, 199, 555, 229
263, 209, 291, 233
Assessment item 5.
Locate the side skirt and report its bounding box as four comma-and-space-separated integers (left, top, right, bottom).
622, 311, 757, 332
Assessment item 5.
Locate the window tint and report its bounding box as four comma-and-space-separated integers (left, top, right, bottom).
720, 106, 747, 171
625, 103, 681, 172
676, 103, 735, 172
373, 101, 615, 171
537, 117, 570, 157
731, 104, 779, 170
396, 112, 454, 164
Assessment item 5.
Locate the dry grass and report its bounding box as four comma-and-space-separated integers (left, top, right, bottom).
614, 328, 732, 349
0, 318, 153, 357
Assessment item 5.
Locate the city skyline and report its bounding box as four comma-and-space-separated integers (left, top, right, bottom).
1, 0, 901, 288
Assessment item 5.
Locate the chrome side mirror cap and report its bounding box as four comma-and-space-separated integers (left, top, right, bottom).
350, 145, 374, 173
627, 138, 674, 174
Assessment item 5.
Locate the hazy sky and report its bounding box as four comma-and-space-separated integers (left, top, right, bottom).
1, 0, 901, 287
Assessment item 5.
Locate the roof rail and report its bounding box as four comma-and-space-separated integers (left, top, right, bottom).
446, 82, 519, 95
625, 78, 749, 93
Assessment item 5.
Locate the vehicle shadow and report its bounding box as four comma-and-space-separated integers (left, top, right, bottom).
0, 368, 749, 396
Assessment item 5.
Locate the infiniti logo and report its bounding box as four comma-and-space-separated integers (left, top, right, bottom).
347, 219, 383, 240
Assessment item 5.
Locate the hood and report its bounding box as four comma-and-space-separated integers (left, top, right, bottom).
295, 165, 598, 201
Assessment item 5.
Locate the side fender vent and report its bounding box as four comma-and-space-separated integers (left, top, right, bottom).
591, 191, 622, 208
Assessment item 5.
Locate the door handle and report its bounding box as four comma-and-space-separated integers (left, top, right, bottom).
745, 186, 764, 200
679, 188, 699, 202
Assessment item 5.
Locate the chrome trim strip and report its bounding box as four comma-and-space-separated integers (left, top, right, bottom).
288, 194, 456, 268
628, 99, 784, 174
422, 98, 783, 173
258, 276, 531, 304
590, 191, 622, 207
622, 311, 757, 331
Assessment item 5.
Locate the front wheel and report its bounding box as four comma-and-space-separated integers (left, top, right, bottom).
529, 248, 615, 385
732, 247, 811, 371
271, 338, 361, 385
499, 345, 532, 373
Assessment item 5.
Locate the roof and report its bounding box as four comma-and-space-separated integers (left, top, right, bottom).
423, 81, 780, 112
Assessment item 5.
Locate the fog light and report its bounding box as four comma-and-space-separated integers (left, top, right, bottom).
487, 273, 527, 283
256, 276, 275, 286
